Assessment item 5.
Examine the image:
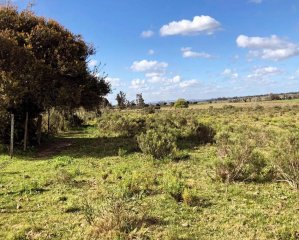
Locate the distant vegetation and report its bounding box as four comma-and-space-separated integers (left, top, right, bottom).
174, 98, 189, 108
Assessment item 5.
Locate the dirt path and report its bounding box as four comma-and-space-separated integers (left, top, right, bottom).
36, 140, 72, 159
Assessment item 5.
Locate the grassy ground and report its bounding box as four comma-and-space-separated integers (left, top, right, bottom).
0, 106, 299, 239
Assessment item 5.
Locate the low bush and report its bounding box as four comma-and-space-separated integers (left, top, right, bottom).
137, 127, 177, 159
273, 133, 299, 190
143, 106, 156, 114
194, 123, 216, 144
98, 113, 146, 137
214, 131, 274, 183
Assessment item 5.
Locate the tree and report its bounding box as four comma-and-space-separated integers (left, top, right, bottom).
116, 91, 127, 109
0, 5, 110, 148
174, 98, 189, 108
136, 93, 145, 108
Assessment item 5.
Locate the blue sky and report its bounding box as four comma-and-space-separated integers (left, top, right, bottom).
13, 0, 299, 102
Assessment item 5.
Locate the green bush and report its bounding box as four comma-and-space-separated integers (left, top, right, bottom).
214, 131, 273, 183
98, 113, 146, 137
174, 98, 189, 108
137, 127, 177, 159
194, 123, 216, 144
273, 133, 299, 190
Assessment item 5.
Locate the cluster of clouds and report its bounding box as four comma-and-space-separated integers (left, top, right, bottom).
106, 9, 299, 101
129, 59, 199, 91
237, 35, 299, 61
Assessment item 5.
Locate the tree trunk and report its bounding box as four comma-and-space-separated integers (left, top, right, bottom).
23, 112, 29, 151
47, 109, 50, 134
37, 115, 42, 145
10, 114, 14, 159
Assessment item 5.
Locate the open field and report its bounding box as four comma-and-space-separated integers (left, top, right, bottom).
1, 104, 299, 240
160, 99, 299, 110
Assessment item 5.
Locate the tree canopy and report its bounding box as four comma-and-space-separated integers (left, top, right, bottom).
174, 98, 189, 108
0, 5, 110, 115
0, 5, 111, 145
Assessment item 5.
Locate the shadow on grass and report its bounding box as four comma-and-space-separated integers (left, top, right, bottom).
177, 136, 215, 150
37, 134, 140, 159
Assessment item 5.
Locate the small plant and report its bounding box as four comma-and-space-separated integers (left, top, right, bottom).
162, 171, 185, 202
120, 170, 157, 198
87, 197, 152, 239
56, 169, 74, 185
118, 148, 128, 157
137, 127, 177, 159
82, 198, 96, 225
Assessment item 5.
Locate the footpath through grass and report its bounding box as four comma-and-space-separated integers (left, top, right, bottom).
0, 124, 298, 239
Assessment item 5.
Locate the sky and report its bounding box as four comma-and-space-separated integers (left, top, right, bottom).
10, 0, 299, 103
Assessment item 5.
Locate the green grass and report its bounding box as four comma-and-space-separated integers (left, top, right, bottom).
1, 107, 299, 239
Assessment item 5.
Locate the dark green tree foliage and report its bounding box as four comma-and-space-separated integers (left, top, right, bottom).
0, 5, 110, 145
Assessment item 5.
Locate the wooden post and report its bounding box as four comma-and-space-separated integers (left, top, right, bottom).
10, 114, 14, 159
23, 112, 28, 151
36, 115, 42, 145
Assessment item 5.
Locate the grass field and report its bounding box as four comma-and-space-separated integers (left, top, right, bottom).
160, 99, 299, 110
0, 103, 299, 239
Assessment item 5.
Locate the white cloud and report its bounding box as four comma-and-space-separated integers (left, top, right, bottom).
88, 59, 98, 68
249, 0, 263, 4
160, 15, 221, 36
146, 74, 182, 84
181, 47, 212, 58
106, 77, 121, 88
141, 30, 154, 38
222, 68, 239, 79
236, 35, 299, 60
170, 75, 181, 83
130, 79, 148, 89
148, 49, 155, 55
247, 66, 281, 79
179, 79, 198, 88
131, 60, 168, 73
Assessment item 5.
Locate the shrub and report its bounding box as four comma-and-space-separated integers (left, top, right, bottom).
273, 133, 299, 190
194, 123, 216, 144
137, 127, 177, 159
143, 106, 155, 114
174, 98, 189, 108
214, 131, 273, 182
98, 113, 146, 137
